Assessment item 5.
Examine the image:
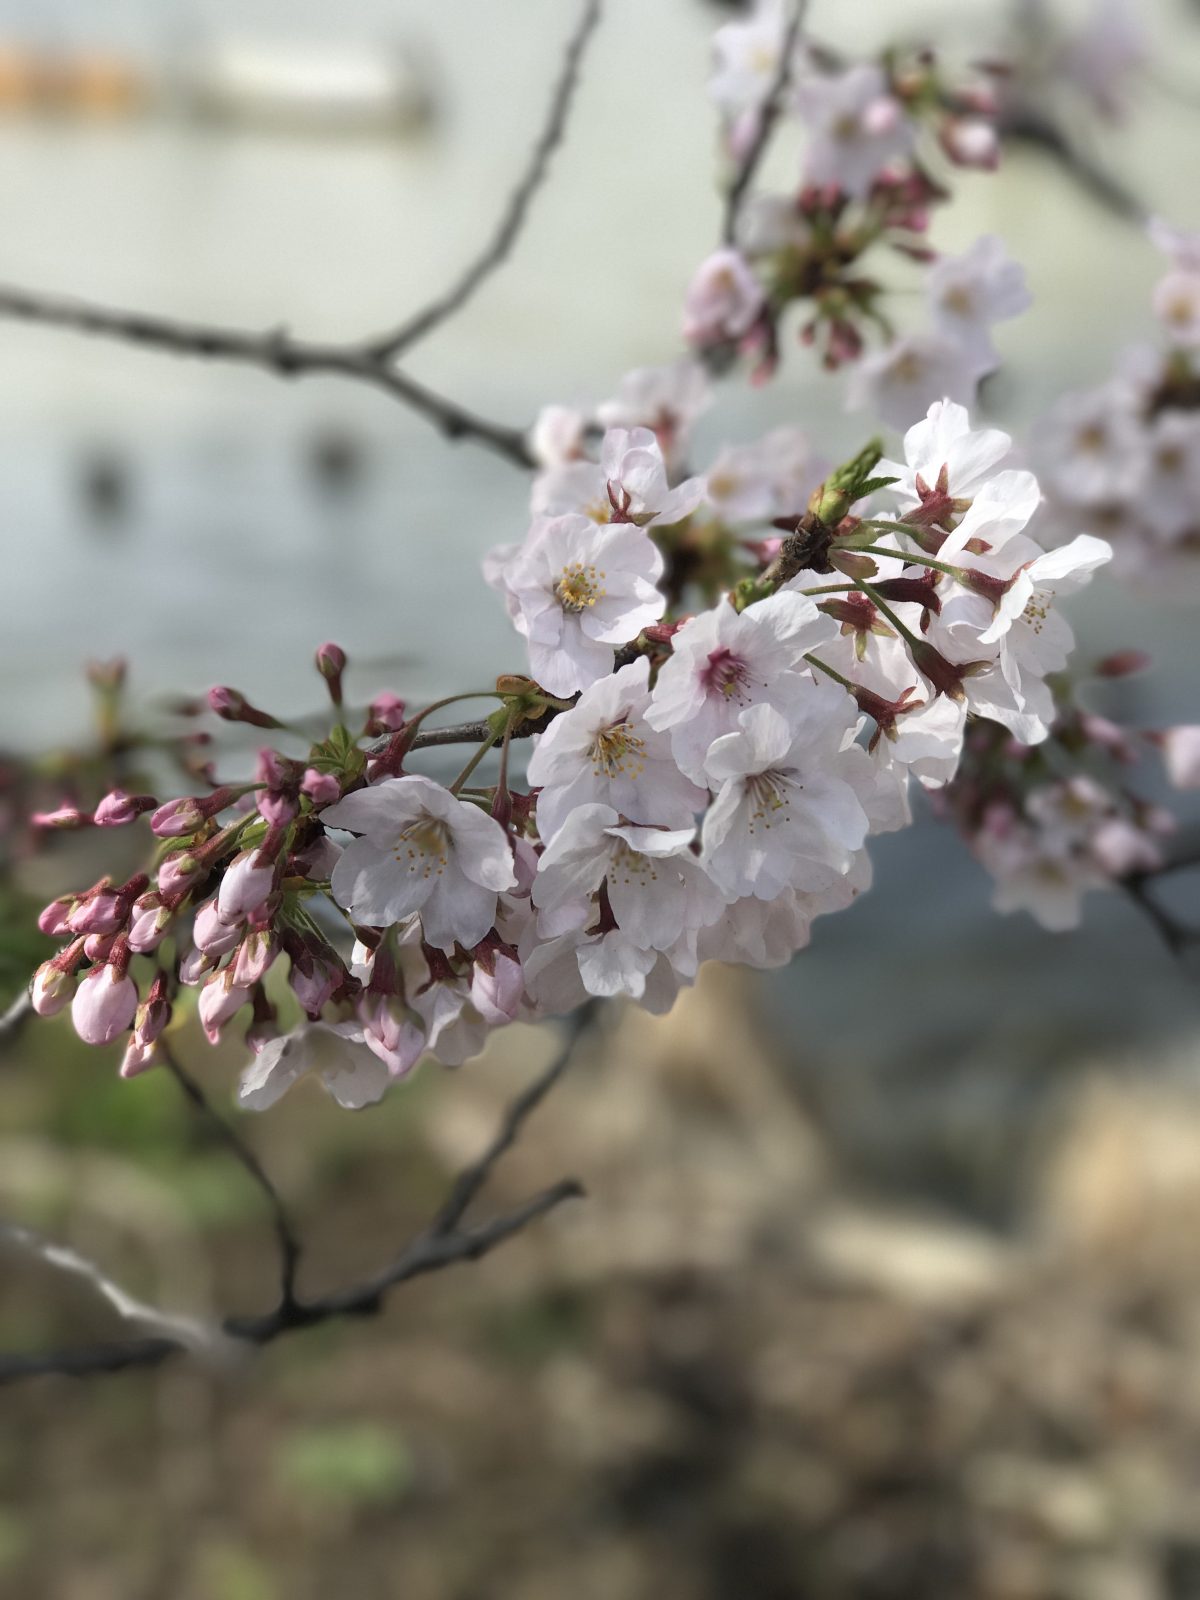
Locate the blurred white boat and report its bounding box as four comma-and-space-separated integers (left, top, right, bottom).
176, 38, 437, 136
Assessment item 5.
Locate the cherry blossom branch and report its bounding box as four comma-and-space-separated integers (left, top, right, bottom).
1122, 836, 1200, 956
0, 990, 32, 1046
366, 0, 603, 361
159, 1041, 303, 1313
0, 285, 535, 467
722, 0, 811, 245
0, 1012, 591, 1386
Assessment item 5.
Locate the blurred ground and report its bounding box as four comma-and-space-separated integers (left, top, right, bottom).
4, 968, 1200, 1600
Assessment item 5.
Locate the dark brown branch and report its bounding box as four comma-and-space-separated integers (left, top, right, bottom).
722, 0, 810, 245
0, 286, 534, 468
0, 1014, 590, 1385
160, 1042, 303, 1314
367, 0, 603, 361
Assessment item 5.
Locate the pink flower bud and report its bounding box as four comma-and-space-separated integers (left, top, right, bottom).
38, 897, 75, 937
193, 895, 244, 956
258, 790, 299, 827
179, 946, 216, 987
83, 932, 118, 963
209, 686, 281, 729
198, 971, 252, 1044
31, 961, 75, 1017
939, 117, 1000, 171
119, 1038, 161, 1079
231, 930, 278, 988
1096, 650, 1151, 679
289, 957, 337, 1017
358, 992, 424, 1077
315, 642, 346, 705
366, 692, 407, 734
32, 805, 91, 830
71, 965, 138, 1046
157, 852, 201, 895
217, 849, 275, 925
301, 768, 341, 805
150, 797, 206, 837
134, 981, 171, 1046
127, 895, 171, 954
94, 790, 157, 827
470, 954, 525, 1026
67, 888, 125, 937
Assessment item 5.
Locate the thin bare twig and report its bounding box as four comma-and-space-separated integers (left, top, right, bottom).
0, 989, 32, 1046
722, 0, 810, 245
160, 1042, 303, 1314
0, 1014, 590, 1385
0, 286, 534, 467
368, 0, 603, 361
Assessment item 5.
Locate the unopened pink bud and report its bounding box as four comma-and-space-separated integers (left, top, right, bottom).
1096, 650, 1151, 679
31, 962, 75, 1017
119, 1038, 162, 1079
150, 796, 206, 837
366, 692, 407, 734
38, 897, 75, 937
71, 965, 138, 1046
471, 954, 525, 1026
301, 768, 341, 805
289, 958, 337, 1017
32, 805, 91, 831
315, 642, 347, 705
231, 930, 278, 988
83, 932, 118, 963
133, 985, 171, 1046
358, 992, 424, 1076
208, 686, 281, 729
217, 849, 275, 925
193, 895, 243, 956
68, 888, 125, 937
158, 852, 201, 895
94, 790, 157, 827
939, 117, 1000, 170
198, 971, 253, 1044
258, 790, 298, 827
127, 895, 171, 954
178, 946, 215, 987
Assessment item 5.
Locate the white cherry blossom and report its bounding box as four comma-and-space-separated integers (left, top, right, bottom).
926, 235, 1031, 368
527, 657, 707, 843
645, 589, 837, 783
682, 248, 765, 348
532, 426, 705, 528
487, 513, 667, 697
239, 1022, 392, 1112
795, 64, 914, 199
878, 399, 1013, 513
700, 695, 873, 899
848, 333, 978, 430
597, 360, 712, 472
325, 775, 516, 952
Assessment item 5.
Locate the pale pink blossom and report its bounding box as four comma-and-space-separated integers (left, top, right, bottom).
325, 775, 516, 952
795, 65, 914, 199
71, 965, 137, 1046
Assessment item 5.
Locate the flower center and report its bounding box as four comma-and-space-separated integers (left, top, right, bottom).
701, 646, 756, 702
942, 285, 974, 316
744, 769, 796, 832
610, 840, 658, 887
590, 720, 647, 779
394, 816, 450, 878
556, 562, 607, 613
1021, 589, 1051, 634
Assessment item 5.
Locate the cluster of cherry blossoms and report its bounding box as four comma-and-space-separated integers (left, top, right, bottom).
24, 372, 1200, 1107
687, 0, 1031, 427
1037, 220, 1200, 585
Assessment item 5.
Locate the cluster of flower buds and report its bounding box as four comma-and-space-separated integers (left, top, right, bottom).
686, 2, 1026, 425
29, 376, 1192, 1112
933, 650, 1198, 929
1036, 220, 1200, 584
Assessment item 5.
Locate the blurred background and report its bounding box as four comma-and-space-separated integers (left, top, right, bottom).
2, 0, 1200, 1596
